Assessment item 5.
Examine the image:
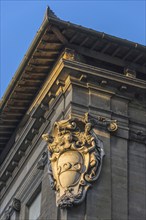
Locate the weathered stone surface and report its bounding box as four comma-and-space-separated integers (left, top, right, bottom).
111, 136, 128, 220
72, 85, 89, 106
129, 104, 146, 125
129, 141, 146, 220
111, 97, 128, 116
67, 201, 86, 220
40, 166, 58, 220
86, 134, 111, 220
90, 90, 111, 110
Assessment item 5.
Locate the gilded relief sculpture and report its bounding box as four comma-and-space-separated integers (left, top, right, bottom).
42, 114, 105, 208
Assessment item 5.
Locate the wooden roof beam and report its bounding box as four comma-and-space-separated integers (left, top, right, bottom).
51, 26, 68, 45
91, 40, 100, 50
133, 53, 143, 62
112, 47, 121, 57
36, 42, 62, 47
0, 118, 18, 123
24, 72, 47, 77
0, 137, 9, 140
21, 79, 43, 84
123, 49, 133, 60
69, 44, 146, 74
41, 35, 56, 42
0, 128, 13, 132
13, 91, 34, 97
35, 48, 59, 54
32, 57, 56, 62
28, 62, 50, 68
80, 37, 89, 46
0, 131, 12, 134
3, 112, 24, 117
17, 85, 40, 90
62, 29, 67, 35
11, 96, 32, 101
0, 125, 16, 128
6, 105, 26, 110
28, 64, 51, 68
101, 43, 111, 53
70, 33, 79, 43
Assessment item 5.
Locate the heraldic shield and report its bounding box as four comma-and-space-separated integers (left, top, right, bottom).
42, 114, 105, 208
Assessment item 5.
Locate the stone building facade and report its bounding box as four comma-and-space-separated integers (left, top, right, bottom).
0, 7, 146, 220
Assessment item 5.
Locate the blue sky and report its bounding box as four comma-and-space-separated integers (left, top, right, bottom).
0, 0, 146, 98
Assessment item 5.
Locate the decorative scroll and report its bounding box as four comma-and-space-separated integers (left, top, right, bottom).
42, 114, 105, 208
84, 113, 118, 132
3, 198, 21, 220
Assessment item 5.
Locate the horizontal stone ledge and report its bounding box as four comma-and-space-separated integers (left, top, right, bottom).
62, 59, 146, 89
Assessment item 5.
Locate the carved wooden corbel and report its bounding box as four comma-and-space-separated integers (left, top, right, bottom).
42, 114, 105, 208
62, 48, 76, 61
124, 67, 136, 78
62, 48, 85, 63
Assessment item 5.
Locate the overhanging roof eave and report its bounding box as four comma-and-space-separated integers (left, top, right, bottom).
48, 16, 146, 51
0, 14, 49, 111
1, 9, 146, 111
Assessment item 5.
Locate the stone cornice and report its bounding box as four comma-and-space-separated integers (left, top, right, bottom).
28, 52, 146, 117
62, 59, 146, 90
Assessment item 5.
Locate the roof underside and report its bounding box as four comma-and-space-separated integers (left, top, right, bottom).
0, 7, 146, 156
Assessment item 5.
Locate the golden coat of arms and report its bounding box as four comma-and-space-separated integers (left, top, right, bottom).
42, 115, 105, 208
